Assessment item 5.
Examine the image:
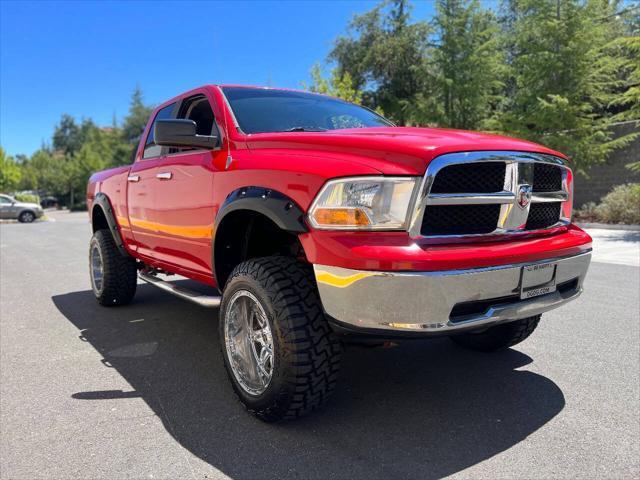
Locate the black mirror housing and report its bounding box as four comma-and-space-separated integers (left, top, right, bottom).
154, 119, 218, 149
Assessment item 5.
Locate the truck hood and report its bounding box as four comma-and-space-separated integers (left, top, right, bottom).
245, 127, 566, 175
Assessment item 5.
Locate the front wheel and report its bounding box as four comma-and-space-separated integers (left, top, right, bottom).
18, 211, 36, 223
449, 315, 541, 352
89, 229, 137, 306
219, 256, 342, 422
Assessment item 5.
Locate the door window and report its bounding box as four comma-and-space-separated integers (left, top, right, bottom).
170, 95, 219, 154
142, 103, 176, 159
0, 195, 13, 204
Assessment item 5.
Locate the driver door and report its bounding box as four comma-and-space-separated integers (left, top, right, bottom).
151, 92, 224, 276
126, 102, 177, 258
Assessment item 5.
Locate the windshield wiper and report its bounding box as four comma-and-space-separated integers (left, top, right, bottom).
282, 126, 328, 132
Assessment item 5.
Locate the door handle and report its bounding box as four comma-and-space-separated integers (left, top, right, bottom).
127, 175, 140, 183
156, 172, 173, 180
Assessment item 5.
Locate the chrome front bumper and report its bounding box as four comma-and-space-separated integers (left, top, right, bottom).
314, 251, 591, 335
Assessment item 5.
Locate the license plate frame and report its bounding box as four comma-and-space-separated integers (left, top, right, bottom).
520, 262, 557, 300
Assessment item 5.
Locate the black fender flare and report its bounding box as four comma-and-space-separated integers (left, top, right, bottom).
212, 187, 308, 285
92, 192, 130, 258
215, 186, 308, 234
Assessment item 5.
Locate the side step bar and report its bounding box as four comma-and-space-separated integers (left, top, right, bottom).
138, 269, 221, 308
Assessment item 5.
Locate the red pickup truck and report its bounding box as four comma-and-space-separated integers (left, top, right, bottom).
87, 85, 592, 421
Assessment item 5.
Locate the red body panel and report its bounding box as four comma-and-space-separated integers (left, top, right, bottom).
299, 225, 591, 272
88, 85, 592, 287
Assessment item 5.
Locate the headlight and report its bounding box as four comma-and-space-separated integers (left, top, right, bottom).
308, 177, 419, 230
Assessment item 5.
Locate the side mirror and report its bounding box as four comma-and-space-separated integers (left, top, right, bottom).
154, 119, 218, 149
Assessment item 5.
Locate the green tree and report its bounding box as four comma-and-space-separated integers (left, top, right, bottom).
52, 115, 96, 156
121, 87, 154, 146
417, 0, 503, 129
52, 114, 81, 155
307, 63, 364, 104
492, 0, 636, 172
13, 87, 155, 207
330, 0, 431, 124
19, 148, 62, 194
0, 147, 22, 192
75, 128, 112, 184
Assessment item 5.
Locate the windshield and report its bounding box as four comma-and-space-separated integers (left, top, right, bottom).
222, 87, 393, 134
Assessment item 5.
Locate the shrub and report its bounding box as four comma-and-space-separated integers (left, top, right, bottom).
14, 193, 40, 204
594, 184, 640, 224
574, 202, 598, 222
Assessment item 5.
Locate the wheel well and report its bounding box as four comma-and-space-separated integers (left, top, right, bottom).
214, 210, 306, 289
92, 206, 109, 233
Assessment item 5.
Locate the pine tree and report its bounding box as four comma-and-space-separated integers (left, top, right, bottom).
413, 0, 503, 129
493, 0, 637, 171
121, 87, 154, 145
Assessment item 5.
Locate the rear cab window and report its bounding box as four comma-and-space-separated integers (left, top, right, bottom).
168, 95, 220, 155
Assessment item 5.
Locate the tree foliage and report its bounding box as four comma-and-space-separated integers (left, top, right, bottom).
2, 89, 154, 207
418, 0, 504, 129
310, 0, 639, 170
488, 0, 637, 171
307, 63, 364, 104
330, 0, 430, 124
0, 147, 22, 192
122, 86, 154, 146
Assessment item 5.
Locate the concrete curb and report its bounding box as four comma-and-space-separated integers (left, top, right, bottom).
577, 222, 640, 231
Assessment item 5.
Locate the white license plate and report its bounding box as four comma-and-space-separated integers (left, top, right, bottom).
522, 286, 554, 299
520, 263, 557, 299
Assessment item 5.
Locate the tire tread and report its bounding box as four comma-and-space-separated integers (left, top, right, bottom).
450, 315, 541, 352
90, 229, 137, 306
221, 256, 341, 421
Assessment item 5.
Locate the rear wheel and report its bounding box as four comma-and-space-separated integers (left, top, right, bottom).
18, 211, 36, 223
449, 315, 541, 352
219, 256, 342, 422
89, 229, 137, 306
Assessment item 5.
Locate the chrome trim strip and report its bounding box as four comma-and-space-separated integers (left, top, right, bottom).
409, 151, 572, 241
532, 191, 569, 203
427, 191, 515, 205
314, 251, 591, 334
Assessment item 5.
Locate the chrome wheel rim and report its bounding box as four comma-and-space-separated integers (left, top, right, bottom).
224, 290, 274, 396
90, 244, 104, 294
22, 212, 34, 222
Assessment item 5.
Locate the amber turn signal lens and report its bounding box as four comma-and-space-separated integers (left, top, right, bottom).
312, 208, 371, 226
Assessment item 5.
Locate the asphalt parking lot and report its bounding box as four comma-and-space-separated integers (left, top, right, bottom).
1, 211, 638, 479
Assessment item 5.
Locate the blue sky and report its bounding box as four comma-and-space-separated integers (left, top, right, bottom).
0, 0, 437, 157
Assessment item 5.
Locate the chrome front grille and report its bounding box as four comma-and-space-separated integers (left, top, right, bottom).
532, 163, 563, 192
526, 202, 562, 230
421, 204, 500, 235
409, 151, 572, 242
430, 162, 506, 194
